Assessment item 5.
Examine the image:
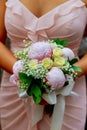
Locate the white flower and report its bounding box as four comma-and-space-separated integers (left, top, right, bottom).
62, 47, 75, 60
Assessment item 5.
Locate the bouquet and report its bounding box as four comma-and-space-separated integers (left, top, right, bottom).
10, 38, 82, 104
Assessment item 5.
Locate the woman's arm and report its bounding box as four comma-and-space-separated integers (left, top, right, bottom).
0, 0, 6, 43
74, 0, 87, 77
0, 42, 16, 73
0, 0, 16, 74
74, 54, 87, 77
82, 0, 87, 6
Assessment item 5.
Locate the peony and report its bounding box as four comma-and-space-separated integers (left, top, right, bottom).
62, 47, 75, 60
28, 41, 52, 61
13, 60, 24, 77
10, 74, 19, 85
46, 67, 65, 90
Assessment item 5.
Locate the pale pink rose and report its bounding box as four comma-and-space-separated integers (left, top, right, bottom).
10, 74, 19, 85
46, 67, 65, 90
13, 60, 24, 77
62, 47, 75, 60
28, 41, 52, 61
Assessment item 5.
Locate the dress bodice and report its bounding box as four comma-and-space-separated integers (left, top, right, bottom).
5, 0, 87, 55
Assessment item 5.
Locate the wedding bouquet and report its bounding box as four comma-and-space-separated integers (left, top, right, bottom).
10, 38, 82, 104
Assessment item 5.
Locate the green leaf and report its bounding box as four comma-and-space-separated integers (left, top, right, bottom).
72, 65, 83, 72
54, 38, 61, 44
19, 72, 32, 86
54, 38, 68, 47
27, 84, 42, 104
69, 58, 78, 65
60, 39, 68, 47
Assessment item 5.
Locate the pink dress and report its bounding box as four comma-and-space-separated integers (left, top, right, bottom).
0, 0, 87, 130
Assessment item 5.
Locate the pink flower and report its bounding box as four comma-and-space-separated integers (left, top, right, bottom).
62, 47, 75, 60
10, 74, 19, 85
13, 60, 24, 77
46, 67, 65, 90
28, 41, 52, 61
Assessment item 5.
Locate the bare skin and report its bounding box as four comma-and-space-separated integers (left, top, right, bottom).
0, 0, 87, 75
0, 0, 16, 74
19, 0, 69, 18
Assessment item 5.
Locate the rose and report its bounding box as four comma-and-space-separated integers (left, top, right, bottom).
53, 57, 65, 67
28, 41, 52, 61
46, 67, 65, 90
52, 48, 63, 58
42, 58, 53, 69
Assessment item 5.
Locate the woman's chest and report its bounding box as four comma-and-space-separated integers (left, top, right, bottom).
19, 0, 69, 18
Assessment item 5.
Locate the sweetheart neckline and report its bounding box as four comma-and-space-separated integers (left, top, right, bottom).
18, 0, 71, 19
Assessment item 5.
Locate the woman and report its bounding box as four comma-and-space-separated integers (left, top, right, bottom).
0, 0, 87, 130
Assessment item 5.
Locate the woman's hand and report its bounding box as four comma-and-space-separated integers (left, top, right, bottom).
74, 53, 87, 77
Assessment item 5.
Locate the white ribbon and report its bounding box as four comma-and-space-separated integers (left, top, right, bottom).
19, 76, 77, 130
32, 105, 44, 126
51, 95, 65, 130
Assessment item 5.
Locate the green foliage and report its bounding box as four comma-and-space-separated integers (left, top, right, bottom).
72, 65, 83, 72
19, 72, 33, 86
54, 38, 68, 47
26, 78, 44, 104
69, 58, 78, 65
19, 72, 45, 104
27, 84, 42, 104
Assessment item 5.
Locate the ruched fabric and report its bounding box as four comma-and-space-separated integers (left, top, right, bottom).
0, 0, 87, 130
